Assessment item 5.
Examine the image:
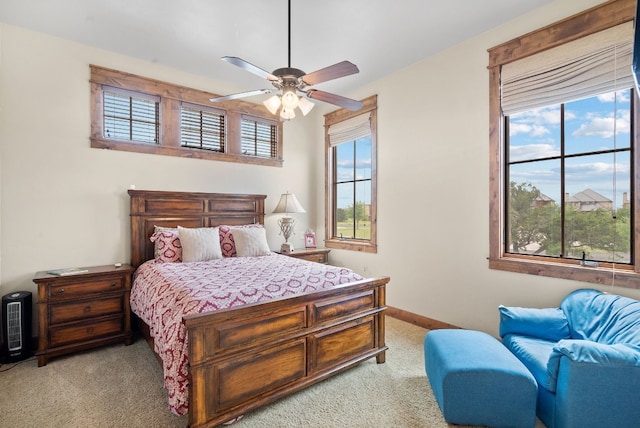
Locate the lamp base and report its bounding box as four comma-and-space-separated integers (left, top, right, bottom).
280, 242, 293, 253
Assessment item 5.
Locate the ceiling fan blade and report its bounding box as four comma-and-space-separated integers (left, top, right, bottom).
306, 89, 363, 111
209, 89, 272, 102
222, 56, 279, 82
301, 61, 359, 86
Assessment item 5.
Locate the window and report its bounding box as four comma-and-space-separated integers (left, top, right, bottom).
241, 115, 278, 158
103, 88, 159, 144
180, 103, 225, 152
488, 0, 640, 289
506, 90, 632, 264
325, 95, 377, 253
90, 66, 283, 166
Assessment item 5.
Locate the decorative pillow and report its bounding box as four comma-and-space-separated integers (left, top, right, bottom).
150, 227, 182, 263
219, 224, 264, 257
177, 226, 223, 262
231, 227, 272, 257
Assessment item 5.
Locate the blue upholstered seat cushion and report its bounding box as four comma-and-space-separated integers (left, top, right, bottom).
560, 289, 640, 346
503, 334, 558, 392
499, 305, 570, 341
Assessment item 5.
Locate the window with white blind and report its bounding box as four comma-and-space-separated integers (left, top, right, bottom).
90, 65, 283, 166
325, 95, 378, 253
180, 103, 225, 152
241, 115, 278, 158
487, 0, 640, 289
103, 87, 159, 144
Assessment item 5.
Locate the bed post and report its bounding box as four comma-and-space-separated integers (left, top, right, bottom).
376, 282, 386, 364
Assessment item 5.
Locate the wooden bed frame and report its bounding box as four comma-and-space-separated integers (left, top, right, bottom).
128, 189, 389, 428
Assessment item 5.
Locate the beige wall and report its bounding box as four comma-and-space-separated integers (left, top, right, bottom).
314, 0, 640, 335
2, 0, 640, 338
0, 24, 318, 318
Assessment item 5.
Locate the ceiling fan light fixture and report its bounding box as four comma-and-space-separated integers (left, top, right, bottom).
280, 107, 296, 121
281, 88, 299, 110
263, 95, 281, 115
298, 96, 315, 116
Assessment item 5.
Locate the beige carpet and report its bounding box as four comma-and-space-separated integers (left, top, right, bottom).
0, 318, 528, 427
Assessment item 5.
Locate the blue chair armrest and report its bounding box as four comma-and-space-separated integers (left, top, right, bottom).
552, 340, 640, 366
499, 305, 570, 341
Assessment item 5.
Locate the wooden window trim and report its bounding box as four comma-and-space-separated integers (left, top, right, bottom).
324, 95, 378, 253
90, 65, 283, 167
487, 0, 640, 290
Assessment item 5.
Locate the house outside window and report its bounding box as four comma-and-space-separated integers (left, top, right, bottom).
325, 95, 377, 253
487, 0, 640, 289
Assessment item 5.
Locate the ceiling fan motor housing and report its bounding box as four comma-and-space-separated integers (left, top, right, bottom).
272, 67, 307, 91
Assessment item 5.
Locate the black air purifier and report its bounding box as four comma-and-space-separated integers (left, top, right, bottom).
1, 291, 33, 363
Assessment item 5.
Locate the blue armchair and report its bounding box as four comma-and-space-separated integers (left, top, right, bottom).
499, 288, 640, 428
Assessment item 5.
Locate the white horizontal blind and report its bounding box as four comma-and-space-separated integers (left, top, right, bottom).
501, 22, 633, 115
241, 115, 277, 158
103, 87, 160, 143
180, 103, 225, 152
328, 113, 371, 146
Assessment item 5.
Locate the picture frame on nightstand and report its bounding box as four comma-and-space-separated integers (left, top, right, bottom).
304, 231, 316, 248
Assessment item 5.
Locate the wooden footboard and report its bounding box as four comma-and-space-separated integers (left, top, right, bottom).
185, 276, 388, 428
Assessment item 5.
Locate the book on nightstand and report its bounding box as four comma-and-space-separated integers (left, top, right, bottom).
46, 267, 89, 276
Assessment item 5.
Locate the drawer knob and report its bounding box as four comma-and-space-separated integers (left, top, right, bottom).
84, 306, 92, 313
57, 288, 65, 294
111, 282, 117, 287
87, 327, 94, 333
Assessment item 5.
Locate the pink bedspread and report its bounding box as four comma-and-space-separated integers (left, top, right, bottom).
130, 254, 363, 415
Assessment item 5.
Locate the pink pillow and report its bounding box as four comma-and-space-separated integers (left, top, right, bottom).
219, 224, 263, 257
150, 228, 182, 263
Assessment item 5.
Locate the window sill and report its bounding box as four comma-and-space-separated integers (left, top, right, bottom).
489, 255, 640, 290
90, 138, 283, 167
325, 239, 377, 253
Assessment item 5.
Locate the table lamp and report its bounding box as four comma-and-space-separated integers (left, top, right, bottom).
273, 192, 306, 253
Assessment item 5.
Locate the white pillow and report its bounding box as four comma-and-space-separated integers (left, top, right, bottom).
231, 227, 272, 257
177, 226, 222, 262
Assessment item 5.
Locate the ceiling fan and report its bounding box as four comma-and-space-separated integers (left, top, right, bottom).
209, 0, 363, 120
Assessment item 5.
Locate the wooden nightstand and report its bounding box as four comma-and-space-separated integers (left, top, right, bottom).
33, 264, 134, 367
278, 248, 330, 264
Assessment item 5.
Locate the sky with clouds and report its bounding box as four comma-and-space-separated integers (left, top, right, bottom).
508, 89, 631, 208
335, 137, 372, 209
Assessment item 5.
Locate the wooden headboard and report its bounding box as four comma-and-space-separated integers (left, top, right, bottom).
128, 190, 266, 268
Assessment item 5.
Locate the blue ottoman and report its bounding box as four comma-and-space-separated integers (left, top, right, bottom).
424, 329, 537, 428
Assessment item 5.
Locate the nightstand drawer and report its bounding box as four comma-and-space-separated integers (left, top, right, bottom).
278, 249, 330, 264
50, 297, 123, 324
298, 253, 327, 263
49, 316, 123, 347
48, 278, 124, 301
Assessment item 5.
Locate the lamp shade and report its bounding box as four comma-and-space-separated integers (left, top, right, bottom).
273, 192, 306, 214
280, 108, 296, 120
298, 97, 315, 116
263, 95, 281, 115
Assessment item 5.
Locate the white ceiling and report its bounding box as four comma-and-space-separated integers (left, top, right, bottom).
0, 0, 555, 97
